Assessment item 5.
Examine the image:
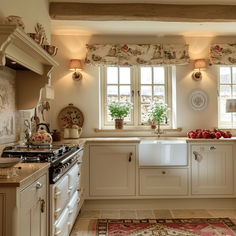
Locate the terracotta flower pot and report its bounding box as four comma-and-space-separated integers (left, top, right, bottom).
115, 119, 124, 129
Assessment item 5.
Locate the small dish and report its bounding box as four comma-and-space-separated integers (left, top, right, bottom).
189, 90, 208, 111
28, 33, 44, 45
5, 15, 25, 30
0, 158, 21, 168
43, 45, 58, 57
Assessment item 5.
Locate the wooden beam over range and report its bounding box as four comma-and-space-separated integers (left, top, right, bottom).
49, 2, 236, 22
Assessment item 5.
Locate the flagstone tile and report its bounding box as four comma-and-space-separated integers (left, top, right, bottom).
208, 209, 236, 218
100, 210, 120, 219
153, 209, 173, 219
136, 210, 155, 219
120, 210, 137, 219
171, 209, 213, 218
70, 219, 94, 236
80, 210, 101, 219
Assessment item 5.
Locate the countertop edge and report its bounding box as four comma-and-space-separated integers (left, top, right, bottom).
0, 163, 50, 188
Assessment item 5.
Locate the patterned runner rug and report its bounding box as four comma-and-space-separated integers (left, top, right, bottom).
93, 218, 236, 236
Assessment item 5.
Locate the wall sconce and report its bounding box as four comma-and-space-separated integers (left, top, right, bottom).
192, 59, 207, 81
69, 59, 83, 81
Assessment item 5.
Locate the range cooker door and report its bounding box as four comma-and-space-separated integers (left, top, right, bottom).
54, 207, 69, 236
54, 175, 69, 220
68, 164, 79, 198
68, 191, 80, 231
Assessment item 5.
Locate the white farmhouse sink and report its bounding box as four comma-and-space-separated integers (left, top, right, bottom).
139, 139, 187, 166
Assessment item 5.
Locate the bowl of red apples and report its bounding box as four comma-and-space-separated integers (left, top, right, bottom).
187, 129, 232, 139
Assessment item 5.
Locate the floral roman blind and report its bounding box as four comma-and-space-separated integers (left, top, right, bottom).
85, 44, 190, 66
210, 44, 236, 65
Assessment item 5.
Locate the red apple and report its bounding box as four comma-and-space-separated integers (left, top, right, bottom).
210, 131, 216, 139
225, 132, 232, 138
196, 133, 202, 138
190, 132, 197, 139
215, 132, 221, 139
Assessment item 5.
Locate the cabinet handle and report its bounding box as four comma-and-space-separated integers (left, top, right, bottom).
193, 151, 200, 161
210, 146, 216, 150
131, 90, 134, 97
36, 182, 43, 189
128, 152, 133, 162
137, 90, 140, 96
40, 199, 45, 213
162, 171, 166, 175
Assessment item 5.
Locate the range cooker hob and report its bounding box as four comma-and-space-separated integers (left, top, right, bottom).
1, 144, 83, 184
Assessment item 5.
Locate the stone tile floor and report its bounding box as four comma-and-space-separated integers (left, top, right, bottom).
70, 209, 236, 236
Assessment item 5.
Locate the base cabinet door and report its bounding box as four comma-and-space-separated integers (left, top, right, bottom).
191, 144, 234, 195
139, 168, 188, 196
20, 174, 47, 236
90, 145, 136, 196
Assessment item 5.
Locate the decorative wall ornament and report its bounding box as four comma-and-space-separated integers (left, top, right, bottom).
209, 44, 236, 65
85, 44, 190, 66
189, 89, 208, 111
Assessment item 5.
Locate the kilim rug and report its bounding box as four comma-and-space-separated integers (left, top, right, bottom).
93, 218, 236, 236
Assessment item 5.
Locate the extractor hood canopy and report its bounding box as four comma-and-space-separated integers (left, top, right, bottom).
0, 24, 58, 75
0, 25, 59, 110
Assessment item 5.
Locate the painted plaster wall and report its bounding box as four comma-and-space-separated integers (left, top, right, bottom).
0, 0, 51, 42
50, 35, 235, 137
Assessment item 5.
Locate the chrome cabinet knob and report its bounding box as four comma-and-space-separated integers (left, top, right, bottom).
36, 182, 43, 189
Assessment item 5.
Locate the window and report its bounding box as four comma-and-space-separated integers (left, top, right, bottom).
218, 66, 236, 128
101, 65, 172, 128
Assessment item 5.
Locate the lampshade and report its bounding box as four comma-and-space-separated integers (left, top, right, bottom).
226, 99, 236, 112
194, 59, 207, 70
69, 59, 83, 70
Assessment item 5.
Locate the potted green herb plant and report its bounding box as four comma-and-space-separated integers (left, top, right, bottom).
148, 102, 169, 135
108, 102, 131, 129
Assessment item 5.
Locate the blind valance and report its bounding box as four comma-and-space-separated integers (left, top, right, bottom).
210, 44, 236, 65
85, 44, 190, 66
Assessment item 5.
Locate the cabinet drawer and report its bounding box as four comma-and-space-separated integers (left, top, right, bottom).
139, 168, 188, 196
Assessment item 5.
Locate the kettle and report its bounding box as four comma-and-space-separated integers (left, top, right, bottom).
31, 123, 53, 145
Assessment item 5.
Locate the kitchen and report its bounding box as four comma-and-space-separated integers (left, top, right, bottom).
0, 0, 236, 236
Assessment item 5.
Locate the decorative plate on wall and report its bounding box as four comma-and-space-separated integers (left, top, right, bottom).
189, 90, 208, 111
58, 103, 84, 129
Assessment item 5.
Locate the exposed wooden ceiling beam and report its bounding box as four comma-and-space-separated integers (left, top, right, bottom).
50, 2, 236, 22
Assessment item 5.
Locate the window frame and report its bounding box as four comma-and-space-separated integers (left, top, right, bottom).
100, 65, 172, 129
218, 65, 236, 129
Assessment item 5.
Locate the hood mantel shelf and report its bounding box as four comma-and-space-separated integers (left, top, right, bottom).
0, 25, 59, 110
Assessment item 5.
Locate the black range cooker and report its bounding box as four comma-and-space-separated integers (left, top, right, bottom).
1, 144, 83, 183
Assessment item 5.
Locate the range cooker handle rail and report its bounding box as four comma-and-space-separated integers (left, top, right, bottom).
60, 148, 83, 165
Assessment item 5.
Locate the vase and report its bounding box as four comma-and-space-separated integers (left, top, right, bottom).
115, 119, 124, 129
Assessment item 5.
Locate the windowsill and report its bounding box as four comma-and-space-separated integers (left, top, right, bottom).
94, 127, 182, 133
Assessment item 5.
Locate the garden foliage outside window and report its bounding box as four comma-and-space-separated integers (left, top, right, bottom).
101, 65, 172, 128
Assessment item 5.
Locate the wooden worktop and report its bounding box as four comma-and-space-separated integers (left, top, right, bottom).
0, 163, 50, 188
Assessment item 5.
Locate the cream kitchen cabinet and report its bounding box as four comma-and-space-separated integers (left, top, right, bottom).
0, 164, 49, 236
20, 174, 47, 236
191, 144, 234, 195
89, 145, 136, 196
